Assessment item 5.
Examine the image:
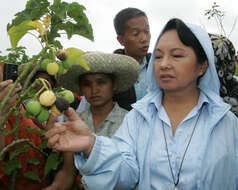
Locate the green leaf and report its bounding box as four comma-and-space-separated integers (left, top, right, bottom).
23, 111, 32, 118
50, 0, 68, 20
66, 2, 94, 41
44, 152, 63, 176
3, 128, 16, 136
9, 144, 30, 160
8, 21, 35, 49
4, 160, 22, 175
39, 137, 48, 149
65, 48, 89, 71
26, 126, 45, 135
7, 0, 50, 30
27, 157, 40, 165
24, 171, 41, 182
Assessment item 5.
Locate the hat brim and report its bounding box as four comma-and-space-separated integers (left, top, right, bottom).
58, 53, 140, 95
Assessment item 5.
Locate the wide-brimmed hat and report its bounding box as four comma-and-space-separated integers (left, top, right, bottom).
58, 52, 140, 95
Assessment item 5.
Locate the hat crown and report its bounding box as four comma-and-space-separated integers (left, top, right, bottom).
58, 52, 140, 95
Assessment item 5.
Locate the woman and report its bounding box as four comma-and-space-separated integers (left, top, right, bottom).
44, 52, 140, 190
0, 63, 51, 190
45, 18, 238, 190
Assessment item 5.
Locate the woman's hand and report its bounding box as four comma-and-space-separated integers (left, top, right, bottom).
0, 80, 21, 116
45, 108, 95, 156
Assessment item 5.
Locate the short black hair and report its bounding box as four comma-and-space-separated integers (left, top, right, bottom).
161, 18, 207, 64
113, 7, 147, 36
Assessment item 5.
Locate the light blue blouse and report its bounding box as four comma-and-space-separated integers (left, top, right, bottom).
75, 90, 238, 190
74, 21, 238, 190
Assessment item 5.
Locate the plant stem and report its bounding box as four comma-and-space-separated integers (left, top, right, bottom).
0, 138, 48, 162
0, 80, 39, 131
9, 111, 21, 190
27, 32, 44, 49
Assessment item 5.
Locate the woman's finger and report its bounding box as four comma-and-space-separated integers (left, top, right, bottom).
45, 123, 66, 138
47, 134, 60, 148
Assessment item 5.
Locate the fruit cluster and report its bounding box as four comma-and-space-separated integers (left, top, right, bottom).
22, 49, 80, 123
25, 89, 75, 122
41, 50, 73, 75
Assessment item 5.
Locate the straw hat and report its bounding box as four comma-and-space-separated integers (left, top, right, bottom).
58, 52, 140, 95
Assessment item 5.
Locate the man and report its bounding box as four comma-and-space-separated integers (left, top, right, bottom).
113, 7, 151, 110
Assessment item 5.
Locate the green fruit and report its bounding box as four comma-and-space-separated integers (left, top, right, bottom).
57, 62, 64, 74
41, 59, 51, 70
36, 108, 50, 122
25, 100, 42, 116
58, 90, 75, 103
39, 90, 56, 107
47, 62, 59, 75
62, 59, 73, 69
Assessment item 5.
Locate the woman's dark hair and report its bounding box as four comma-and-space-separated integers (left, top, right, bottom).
31, 71, 57, 87
114, 7, 147, 36
161, 18, 207, 64
78, 73, 116, 86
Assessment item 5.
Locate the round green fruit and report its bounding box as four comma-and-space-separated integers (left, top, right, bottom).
25, 100, 42, 116
47, 62, 59, 75
58, 90, 74, 103
62, 59, 73, 69
41, 59, 51, 70
57, 62, 64, 74
36, 108, 50, 122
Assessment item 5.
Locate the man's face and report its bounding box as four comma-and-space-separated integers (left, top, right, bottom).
117, 16, 151, 60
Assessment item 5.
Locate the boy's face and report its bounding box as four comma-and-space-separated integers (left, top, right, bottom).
117, 16, 151, 60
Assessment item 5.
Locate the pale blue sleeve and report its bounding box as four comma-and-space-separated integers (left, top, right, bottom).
74, 111, 140, 190
234, 116, 238, 189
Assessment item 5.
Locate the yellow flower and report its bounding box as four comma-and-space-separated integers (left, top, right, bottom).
43, 15, 51, 30
28, 21, 44, 36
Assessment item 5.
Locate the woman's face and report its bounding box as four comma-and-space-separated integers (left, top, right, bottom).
79, 73, 117, 108
154, 29, 207, 94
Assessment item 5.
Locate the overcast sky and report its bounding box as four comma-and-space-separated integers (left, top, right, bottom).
0, 0, 237, 57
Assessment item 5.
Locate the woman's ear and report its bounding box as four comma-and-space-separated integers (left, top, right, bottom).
199, 60, 208, 76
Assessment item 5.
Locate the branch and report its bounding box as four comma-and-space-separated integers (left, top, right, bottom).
0, 79, 40, 131
228, 15, 238, 38
0, 138, 47, 161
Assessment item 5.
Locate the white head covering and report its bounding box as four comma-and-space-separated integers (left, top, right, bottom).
146, 19, 220, 96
